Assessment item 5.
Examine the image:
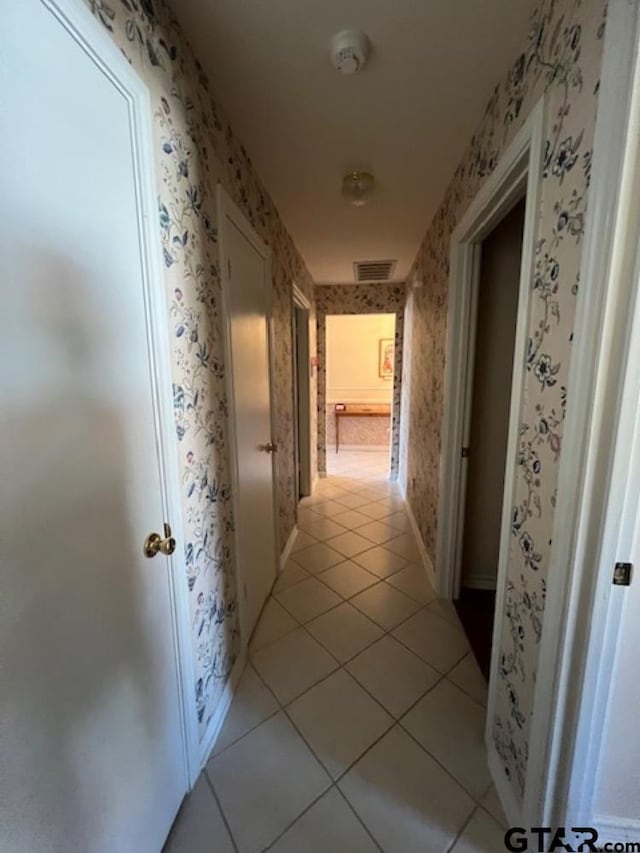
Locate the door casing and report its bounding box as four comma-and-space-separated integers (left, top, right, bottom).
436, 96, 546, 822
437, 97, 546, 602
527, 0, 640, 835
293, 284, 312, 500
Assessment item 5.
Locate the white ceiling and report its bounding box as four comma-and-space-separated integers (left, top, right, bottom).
173, 0, 537, 284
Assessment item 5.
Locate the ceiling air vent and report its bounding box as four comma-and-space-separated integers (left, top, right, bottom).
353, 259, 397, 283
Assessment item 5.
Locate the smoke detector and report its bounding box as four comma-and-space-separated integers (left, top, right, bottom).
330, 30, 370, 75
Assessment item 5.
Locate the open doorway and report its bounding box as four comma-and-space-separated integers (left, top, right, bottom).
454, 197, 526, 677
437, 100, 545, 762
325, 313, 396, 479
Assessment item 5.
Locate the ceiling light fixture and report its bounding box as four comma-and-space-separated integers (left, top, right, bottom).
342, 171, 375, 206
329, 30, 370, 75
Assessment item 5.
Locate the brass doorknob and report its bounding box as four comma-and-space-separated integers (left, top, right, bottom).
263, 441, 278, 453
144, 522, 176, 558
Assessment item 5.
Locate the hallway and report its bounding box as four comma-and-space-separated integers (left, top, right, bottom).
166, 461, 506, 852
6, 0, 640, 848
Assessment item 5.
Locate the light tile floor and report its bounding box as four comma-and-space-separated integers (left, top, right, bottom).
165, 451, 506, 853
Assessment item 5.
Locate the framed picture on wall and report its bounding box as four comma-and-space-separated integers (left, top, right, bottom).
378, 338, 394, 379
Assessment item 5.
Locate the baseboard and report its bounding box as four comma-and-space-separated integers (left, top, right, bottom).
487, 741, 521, 828
311, 474, 320, 492
281, 524, 298, 570
463, 577, 498, 592
594, 815, 640, 846
402, 492, 437, 590
333, 444, 390, 451
198, 650, 246, 769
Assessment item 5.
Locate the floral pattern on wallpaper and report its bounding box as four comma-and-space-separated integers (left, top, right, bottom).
401, 0, 606, 799
315, 285, 406, 478
86, 0, 315, 736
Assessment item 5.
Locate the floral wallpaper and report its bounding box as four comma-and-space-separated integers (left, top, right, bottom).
401, 0, 606, 801
85, 0, 315, 738
315, 284, 406, 478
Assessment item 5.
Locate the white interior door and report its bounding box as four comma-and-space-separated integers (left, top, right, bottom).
0, 2, 187, 851
567, 240, 640, 845
590, 450, 640, 841
219, 192, 278, 639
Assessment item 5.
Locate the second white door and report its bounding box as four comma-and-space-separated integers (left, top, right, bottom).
219, 190, 278, 639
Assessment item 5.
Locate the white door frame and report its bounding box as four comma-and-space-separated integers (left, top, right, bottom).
216, 185, 280, 650
524, 0, 640, 831
44, 0, 199, 788
293, 283, 312, 499
436, 97, 546, 604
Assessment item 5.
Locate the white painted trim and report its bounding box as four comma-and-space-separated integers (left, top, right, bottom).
293, 298, 313, 498
453, 243, 481, 598
45, 0, 199, 790
280, 525, 298, 570
333, 444, 390, 452
198, 652, 246, 768
292, 282, 311, 310
398, 288, 414, 495
487, 743, 521, 828
327, 387, 396, 392
401, 482, 437, 589
462, 577, 498, 592
435, 97, 546, 821
593, 815, 640, 847
525, 1, 640, 830
216, 185, 280, 656
437, 97, 545, 603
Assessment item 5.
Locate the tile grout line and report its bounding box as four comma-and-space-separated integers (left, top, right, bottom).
261, 527, 478, 709
444, 662, 491, 712
271, 683, 399, 850
207, 705, 282, 762
282, 629, 486, 807
210, 469, 488, 850
445, 803, 481, 853
232, 660, 346, 851
274, 563, 422, 632
251, 598, 489, 810
259, 784, 334, 851
298, 519, 406, 548
203, 767, 240, 853
333, 786, 385, 853
296, 510, 410, 542
273, 661, 484, 850
249, 622, 486, 808
211, 661, 337, 851
259, 564, 469, 698
286, 545, 438, 607
396, 713, 487, 806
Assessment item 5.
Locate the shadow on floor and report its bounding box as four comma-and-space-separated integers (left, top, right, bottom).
454, 588, 496, 680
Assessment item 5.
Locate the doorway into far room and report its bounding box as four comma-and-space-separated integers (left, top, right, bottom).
454, 196, 526, 679
325, 313, 396, 479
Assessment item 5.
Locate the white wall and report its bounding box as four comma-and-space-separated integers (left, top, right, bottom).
326, 313, 395, 404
